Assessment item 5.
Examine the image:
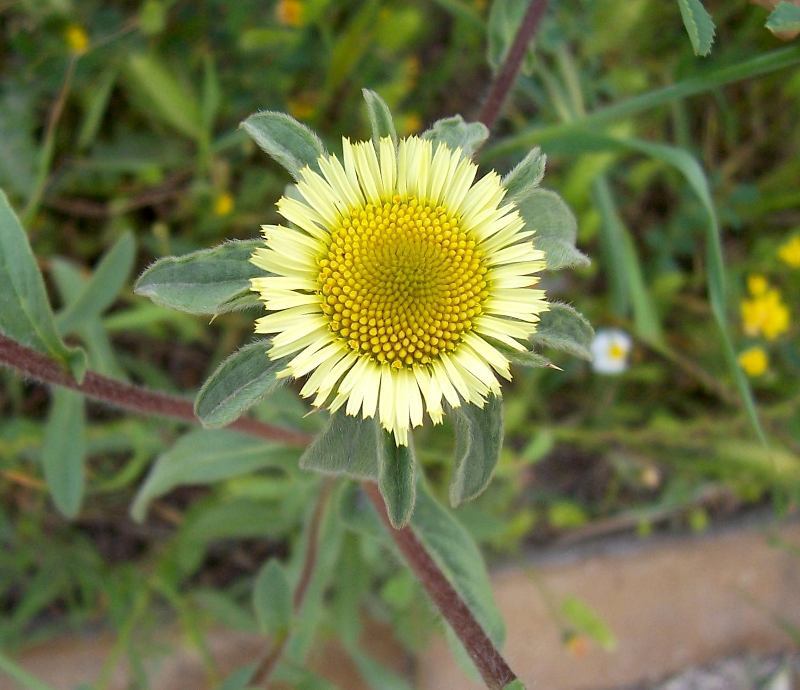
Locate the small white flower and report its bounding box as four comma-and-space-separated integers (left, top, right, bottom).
590, 329, 632, 375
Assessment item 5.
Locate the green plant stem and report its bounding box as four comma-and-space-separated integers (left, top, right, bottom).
363, 482, 517, 690
0, 332, 516, 689
251, 479, 335, 687
478, 0, 549, 129
482, 44, 800, 160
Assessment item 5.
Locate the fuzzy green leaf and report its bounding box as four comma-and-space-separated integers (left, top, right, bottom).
502, 146, 546, 200
42, 389, 86, 519
134, 240, 262, 315
517, 188, 590, 271
253, 560, 292, 636
509, 350, 553, 368
532, 303, 594, 360
299, 413, 381, 480
422, 115, 489, 158
0, 190, 86, 379
362, 89, 397, 147
377, 433, 416, 528
241, 111, 326, 180
449, 396, 503, 507
56, 232, 135, 334
676, 0, 716, 56
195, 341, 286, 428
766, 2, 800, 33
131, 429, 296, 521
411, 483, 505, 648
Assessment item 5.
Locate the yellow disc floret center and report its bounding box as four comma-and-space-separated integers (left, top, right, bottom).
318, 195, 489, 368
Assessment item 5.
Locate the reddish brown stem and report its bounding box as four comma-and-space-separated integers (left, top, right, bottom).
363, 482, 517, 690
478, 0, 549, 130
0, 334, 310, 447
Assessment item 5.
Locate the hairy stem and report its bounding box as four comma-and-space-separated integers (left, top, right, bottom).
0, 334, 310, 447
478, 0, 548, 130
363, 483, 517, 690
252, 479, 335, 687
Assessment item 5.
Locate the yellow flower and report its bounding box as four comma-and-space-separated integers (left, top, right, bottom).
213, 192, 234, 217
747, 273, 768, 296
738, 346, 768, 377
251, 136, 547, 445
64, 24, 89, 56
741, 287, 789, 341
275, 0, 304, 27
778, 235, 800, 268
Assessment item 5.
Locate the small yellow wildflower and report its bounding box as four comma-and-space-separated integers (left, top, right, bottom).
738, 346, 768, 377
275, 0, 304, 27
778, 235, 800, 268
741, 285, 790, 341
213, 192, 234, 217
287, 96, 316, 120
64, 24, 90, 56
747, 273, 769, 297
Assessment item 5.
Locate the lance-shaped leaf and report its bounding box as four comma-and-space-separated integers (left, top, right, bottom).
195, 340, 286, 428
42, 388, 86, 519
378, 432, 416, 528
362, 88, 397, 147
253, 559, 292, 636
449, 395, 504, 507
518, 188, 589, 271
411, 483, 505, 648
502, 146, 546, 201
134, 240, 262, 315
299, 413, 381, 480
0, 190, 86, 380
56, 232, 136, 334
532, 303, 594, 361
676, 0, 716, 56
422, 115, 488, 158
241, 111, 326, 180
131, 429, 297, 521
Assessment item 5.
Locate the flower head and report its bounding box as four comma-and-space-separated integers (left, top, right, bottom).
213, 192, 234, 217
738, 346, 768, 377
251, 136, 547, 444
590, 328, 632, 375
64, 24, 89, 56
778, 235, 800, 268
275, 0, 304, 27
740, 279, 789, 341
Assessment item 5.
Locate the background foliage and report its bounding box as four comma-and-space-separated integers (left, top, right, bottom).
1, 0, 800, 687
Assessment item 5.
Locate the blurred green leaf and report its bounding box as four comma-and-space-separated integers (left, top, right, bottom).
560, 596, 617, 651
0, 651, 57, 690
124, 53, 203, 140
195, 341, 286, 428
241, 112, 326, 180
139, 0, 167, 35
487, 0, 537, 74
423, 116, 489, 157
299, 413, 381, 480
0, 89, 36, 197
676, 0, 716, 56
56, 232, 135, 335
378, 433, 416, 528
345, 645, 414, 690
0, 190, 86, 379
449, 396, 503, 507
77, 66, 117, 150
508, 350, 552, 368
517, 188, 590, 271
131, 429, 296, 521
531, 303, 594, 361
766, 2, 800, 33
42, 388, 86, 519
134, 240, 262, 315
502, 146, 546, 201
253, 559, 292, 636
362, 88, 397, 147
